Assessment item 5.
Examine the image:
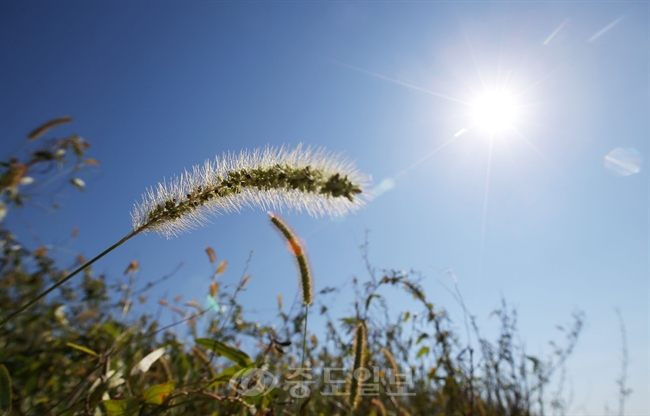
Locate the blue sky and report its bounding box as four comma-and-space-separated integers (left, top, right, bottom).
1, 2, 647, 414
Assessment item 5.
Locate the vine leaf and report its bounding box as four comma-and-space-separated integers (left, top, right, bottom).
143, 382, 175, 405
417, 346, 430, 358
102, 398, 141, 416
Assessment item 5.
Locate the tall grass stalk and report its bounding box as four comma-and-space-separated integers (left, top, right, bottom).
349, 321, 367, 415
268, 212, 314, 412
299, 304, 310, 412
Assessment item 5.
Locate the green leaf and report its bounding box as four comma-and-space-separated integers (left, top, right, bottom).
364, 294, 381, 311
416, 333, 429, 345
416, 346, 430, 358
195, 338, 252, 367
339, 317, 357, 333
102, 398, 141, 416
403, 311, 410, 322
0, 365, 11, 416
206, 364, 247, 388
66, 342, 98, 357
143, 382, 175, 405
102, 322, 121, 339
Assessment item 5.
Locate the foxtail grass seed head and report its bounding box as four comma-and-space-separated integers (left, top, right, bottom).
348, 321, 367, 412
268, 212, 313, 306
124, 260, 139, 275
398, 408, 412, 416
370, 398, 387, 416
205, 246, 216, 264
216, 261, 227, 275
380, 347, 399, 382
209, 282, 219, 299
131, 145, 370, 237
239, 274, 251, 290
28, 116, 73, 140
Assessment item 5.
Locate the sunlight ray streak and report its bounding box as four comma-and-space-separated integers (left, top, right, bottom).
511, 127, 560, 172
394, 137, 458, 180
478, 139, 494, 280
460, 22, 487, 92
330, 59, 469, 105
515, 65, 563, 99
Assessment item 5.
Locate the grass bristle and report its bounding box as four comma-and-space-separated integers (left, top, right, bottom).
131, 145, 369, 237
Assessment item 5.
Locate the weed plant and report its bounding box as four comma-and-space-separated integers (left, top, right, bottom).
0, 119, 585, 415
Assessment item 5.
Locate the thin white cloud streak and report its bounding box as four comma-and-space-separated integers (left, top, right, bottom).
588, 16, 625, 42
543, 19, 569, 46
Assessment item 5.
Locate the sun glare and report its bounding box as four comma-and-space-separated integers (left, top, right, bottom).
471, 89, 518, 135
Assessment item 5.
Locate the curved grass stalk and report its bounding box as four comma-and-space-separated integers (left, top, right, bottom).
1, 145, 368, 326
0, 228, 140, 327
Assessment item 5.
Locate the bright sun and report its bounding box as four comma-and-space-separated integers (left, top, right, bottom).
471, 89, 519, 135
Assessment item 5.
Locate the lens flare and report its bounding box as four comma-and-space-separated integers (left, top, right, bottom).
604, 147, 643, 176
